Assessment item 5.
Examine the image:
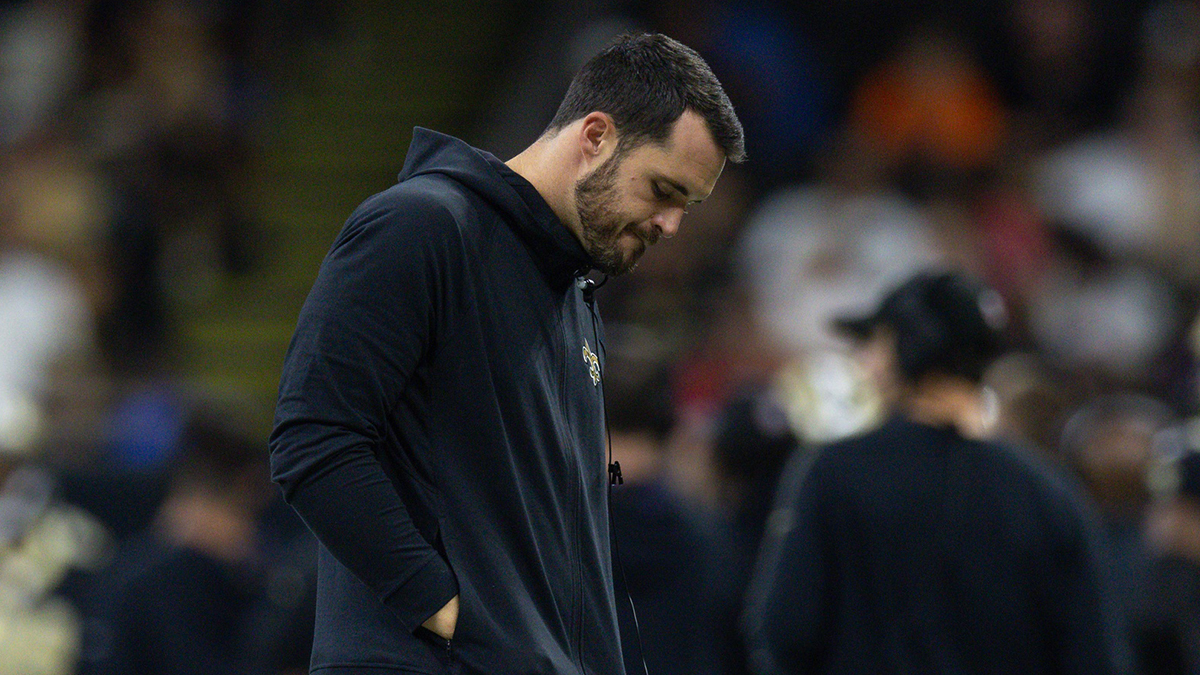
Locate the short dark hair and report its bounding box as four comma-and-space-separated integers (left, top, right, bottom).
546, 33, 745, 163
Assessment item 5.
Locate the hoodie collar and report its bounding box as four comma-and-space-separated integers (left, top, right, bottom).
398, 128, 592, 285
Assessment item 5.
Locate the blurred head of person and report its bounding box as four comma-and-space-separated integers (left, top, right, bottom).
1144, 420, 1200, 561
712, 386, 799, 520
833, 269, 1010, 437
602, 325, 677, 482
1062, 394, 1175, 518
157, 406, 271, 563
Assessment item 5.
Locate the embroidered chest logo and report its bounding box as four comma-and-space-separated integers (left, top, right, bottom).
582, 340, 601, 387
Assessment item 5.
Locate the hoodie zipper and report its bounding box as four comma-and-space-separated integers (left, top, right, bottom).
563, 283, 604, 675
564, 312, 587, 675
578, 282, 608, 674
418, 628, 453, 667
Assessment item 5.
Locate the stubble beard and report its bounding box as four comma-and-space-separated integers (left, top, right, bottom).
573, 152, 642, 277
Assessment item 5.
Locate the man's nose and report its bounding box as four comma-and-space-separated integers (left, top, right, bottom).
651, 206, 685, 239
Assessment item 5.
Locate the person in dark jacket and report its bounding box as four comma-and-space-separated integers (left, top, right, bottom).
742, 270, 1132, 675
602, 327, 730, 675
80, 406, 276, 675
269, 33, 744, 675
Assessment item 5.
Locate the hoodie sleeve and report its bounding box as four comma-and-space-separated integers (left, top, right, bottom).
269, 185, 461, 633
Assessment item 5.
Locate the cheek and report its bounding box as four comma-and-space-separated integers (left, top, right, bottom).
600, 199, 637, 231
860, 343, 893, 381
609, 180, 647, 218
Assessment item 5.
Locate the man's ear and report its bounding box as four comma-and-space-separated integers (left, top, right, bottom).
578, 112, 617, 165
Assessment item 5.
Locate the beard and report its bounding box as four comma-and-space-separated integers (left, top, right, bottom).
573, 152, 655, 276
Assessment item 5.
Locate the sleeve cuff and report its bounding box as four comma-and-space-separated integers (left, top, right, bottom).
382, 553, 460, 634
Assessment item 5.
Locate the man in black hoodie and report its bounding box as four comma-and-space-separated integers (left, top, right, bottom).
742, 270, 1131, 675
269, 33, 744, 675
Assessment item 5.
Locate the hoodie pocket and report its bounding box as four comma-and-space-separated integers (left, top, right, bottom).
414, 625, 456, 673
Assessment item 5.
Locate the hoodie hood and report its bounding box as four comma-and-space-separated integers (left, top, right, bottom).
398, 128, 592, 283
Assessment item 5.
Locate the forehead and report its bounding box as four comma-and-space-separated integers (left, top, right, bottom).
622, 110, 726, 200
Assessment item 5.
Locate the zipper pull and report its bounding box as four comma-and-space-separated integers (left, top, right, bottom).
609, 461, 623, 486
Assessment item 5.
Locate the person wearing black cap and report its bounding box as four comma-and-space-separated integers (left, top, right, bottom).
742, 269, 1132, 675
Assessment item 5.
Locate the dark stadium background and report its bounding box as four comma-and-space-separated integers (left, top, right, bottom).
0, 0, 1197, 673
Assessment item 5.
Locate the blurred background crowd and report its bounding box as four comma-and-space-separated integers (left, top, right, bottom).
1, 0, 1199, 673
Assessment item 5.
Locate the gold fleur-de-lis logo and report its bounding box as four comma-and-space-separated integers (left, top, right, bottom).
582, 340, 600, 386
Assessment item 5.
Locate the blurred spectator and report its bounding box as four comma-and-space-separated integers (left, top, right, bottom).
1144, 419, 1200, 674
989, 0, 1144, 145
985, 352, 1084, 464
744, 269, 1131, 675
104, 382, 188, 474
79, 406, 287, 675
1061, 393, 1186, 674
1062, 394, 1173, 520
846, 22, 1007, 200
1032, 0, 1200, 285
0, 0, 269, 384
0, 240, 94, 399
0, 139, 104, 400
1134, 0, 1200, 284
708, 385, 801, 675
605, 325, 730, 675
734, 133, 944, 357
966, 141, 1057, 337
0, 385, 112, 675
0, 0, 86, 146
661, 280, 787, 519
710, 386, 800, 579
1026, 226, 1183, 388
771, 348, 882, 448
76, 0, 262, 372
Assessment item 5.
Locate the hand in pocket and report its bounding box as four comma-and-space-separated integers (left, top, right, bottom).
421, 595, 459, 640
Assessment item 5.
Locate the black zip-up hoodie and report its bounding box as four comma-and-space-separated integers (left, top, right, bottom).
270, 128, 622, 675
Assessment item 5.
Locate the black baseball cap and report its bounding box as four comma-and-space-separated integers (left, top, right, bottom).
832, 270, 1009, 382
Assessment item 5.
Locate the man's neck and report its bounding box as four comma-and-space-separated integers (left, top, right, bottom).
902, 375, 996, 439
506, 137, 577, 236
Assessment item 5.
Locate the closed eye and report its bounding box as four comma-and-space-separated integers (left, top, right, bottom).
652, 180, 691, 208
